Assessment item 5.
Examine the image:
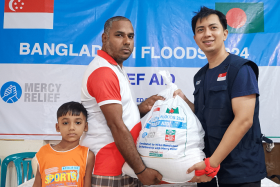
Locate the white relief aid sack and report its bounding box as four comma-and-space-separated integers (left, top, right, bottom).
122, 70, 205, 183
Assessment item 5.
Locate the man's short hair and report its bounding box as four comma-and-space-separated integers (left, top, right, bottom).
191, 6, 227, 34
57, 101, 88, 121
104, 16, 131, 35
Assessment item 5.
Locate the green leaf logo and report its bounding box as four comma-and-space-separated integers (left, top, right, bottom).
166, 107, 179, 114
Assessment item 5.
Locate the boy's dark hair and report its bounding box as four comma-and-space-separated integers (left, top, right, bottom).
191, 6, 227, 34
57, 101, 88, 121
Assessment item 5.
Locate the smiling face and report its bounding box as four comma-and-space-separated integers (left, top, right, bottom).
56, 112, 88, 144
194, 14, 228, 56
102, 20, 134, 65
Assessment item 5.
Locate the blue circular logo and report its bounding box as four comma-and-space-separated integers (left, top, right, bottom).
142, 132, 148, 138
1, 81, 22, 103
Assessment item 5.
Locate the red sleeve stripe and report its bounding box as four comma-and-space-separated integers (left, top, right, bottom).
87, 67, 121, 103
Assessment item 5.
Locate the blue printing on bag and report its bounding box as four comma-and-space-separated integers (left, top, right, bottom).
145, 120, 187, 129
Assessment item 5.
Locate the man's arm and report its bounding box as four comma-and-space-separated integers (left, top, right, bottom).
138, 95, 165, 118
187, 94, 256, 182
173, 89, 195, 112
209, 94, 256, 166
84, 150, 95, 187
32, 166, 42, 187
100, 103, 162, 185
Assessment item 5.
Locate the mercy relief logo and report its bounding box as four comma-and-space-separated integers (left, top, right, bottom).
1, 81, 61, 103
1, 81, 22, 103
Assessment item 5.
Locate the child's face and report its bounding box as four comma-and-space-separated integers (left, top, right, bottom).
56, 112, 88, 143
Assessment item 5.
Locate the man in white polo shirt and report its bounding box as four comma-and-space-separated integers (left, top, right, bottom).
80, 16, 163, 187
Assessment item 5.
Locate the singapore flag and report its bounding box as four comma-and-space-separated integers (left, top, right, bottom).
3, 0, 54, 29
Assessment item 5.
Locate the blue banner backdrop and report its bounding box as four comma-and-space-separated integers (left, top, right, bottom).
0, 0, 279, 140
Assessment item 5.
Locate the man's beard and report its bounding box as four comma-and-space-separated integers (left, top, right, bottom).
114, 54, 131, 64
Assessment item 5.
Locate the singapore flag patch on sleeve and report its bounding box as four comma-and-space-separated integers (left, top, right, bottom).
217, 72, 227, 81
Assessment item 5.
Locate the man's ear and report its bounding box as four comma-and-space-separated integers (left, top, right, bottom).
223, 29, 228, 41
84, 122, 88, 132
102, 33, 107, 44
55, 123, 60, 132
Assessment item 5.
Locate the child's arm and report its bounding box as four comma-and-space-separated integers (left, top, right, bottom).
84, 150, 95, 187
32, 166, 42, 187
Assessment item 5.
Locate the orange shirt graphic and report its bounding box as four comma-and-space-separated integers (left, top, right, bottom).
36, 144, 89, 187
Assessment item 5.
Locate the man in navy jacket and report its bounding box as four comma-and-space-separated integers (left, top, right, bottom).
174, 6, 266, 187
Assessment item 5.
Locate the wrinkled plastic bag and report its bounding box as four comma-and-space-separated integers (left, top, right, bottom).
122, 70, 205, 183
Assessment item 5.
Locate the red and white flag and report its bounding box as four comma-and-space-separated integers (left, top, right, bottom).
4, 0, 54, 29
153, 107, 160, 112
217, 72, 227, 81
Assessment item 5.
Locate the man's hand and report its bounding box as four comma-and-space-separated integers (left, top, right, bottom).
187, 161, 212, 183
173, 89, 186, 99
173, 89, 195, 112
137, 168, 162, 185
138, 95, 164, 117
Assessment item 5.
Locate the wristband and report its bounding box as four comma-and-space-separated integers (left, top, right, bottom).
135, 166, 147, 175
195, 158, 220, 178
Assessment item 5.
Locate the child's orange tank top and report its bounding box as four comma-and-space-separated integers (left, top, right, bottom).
36, 144, 89, 187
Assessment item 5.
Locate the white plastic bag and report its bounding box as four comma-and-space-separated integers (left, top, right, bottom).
122, 70, 205, 183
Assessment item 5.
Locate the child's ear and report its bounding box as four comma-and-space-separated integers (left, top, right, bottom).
55, 123, 60, 132
84, 122, 88, 132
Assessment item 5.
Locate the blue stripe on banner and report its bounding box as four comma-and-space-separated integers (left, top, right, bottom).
0, 0, 279, 67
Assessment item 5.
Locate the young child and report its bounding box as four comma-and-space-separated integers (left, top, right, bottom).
32, 101, 95, 187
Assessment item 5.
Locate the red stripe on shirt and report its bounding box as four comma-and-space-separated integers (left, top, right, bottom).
87, 67, 121, 103
93, 142, 125, 176
97, 50, 118, 65
93, 122, 142, 176
130, 122, 142, 143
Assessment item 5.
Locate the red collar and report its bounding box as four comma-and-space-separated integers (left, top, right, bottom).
97, 50, 118, 65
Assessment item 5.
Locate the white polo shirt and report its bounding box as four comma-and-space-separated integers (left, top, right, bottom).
80, 50, 141, 176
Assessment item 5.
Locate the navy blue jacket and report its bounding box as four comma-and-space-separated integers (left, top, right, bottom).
193, 54, 266, 184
